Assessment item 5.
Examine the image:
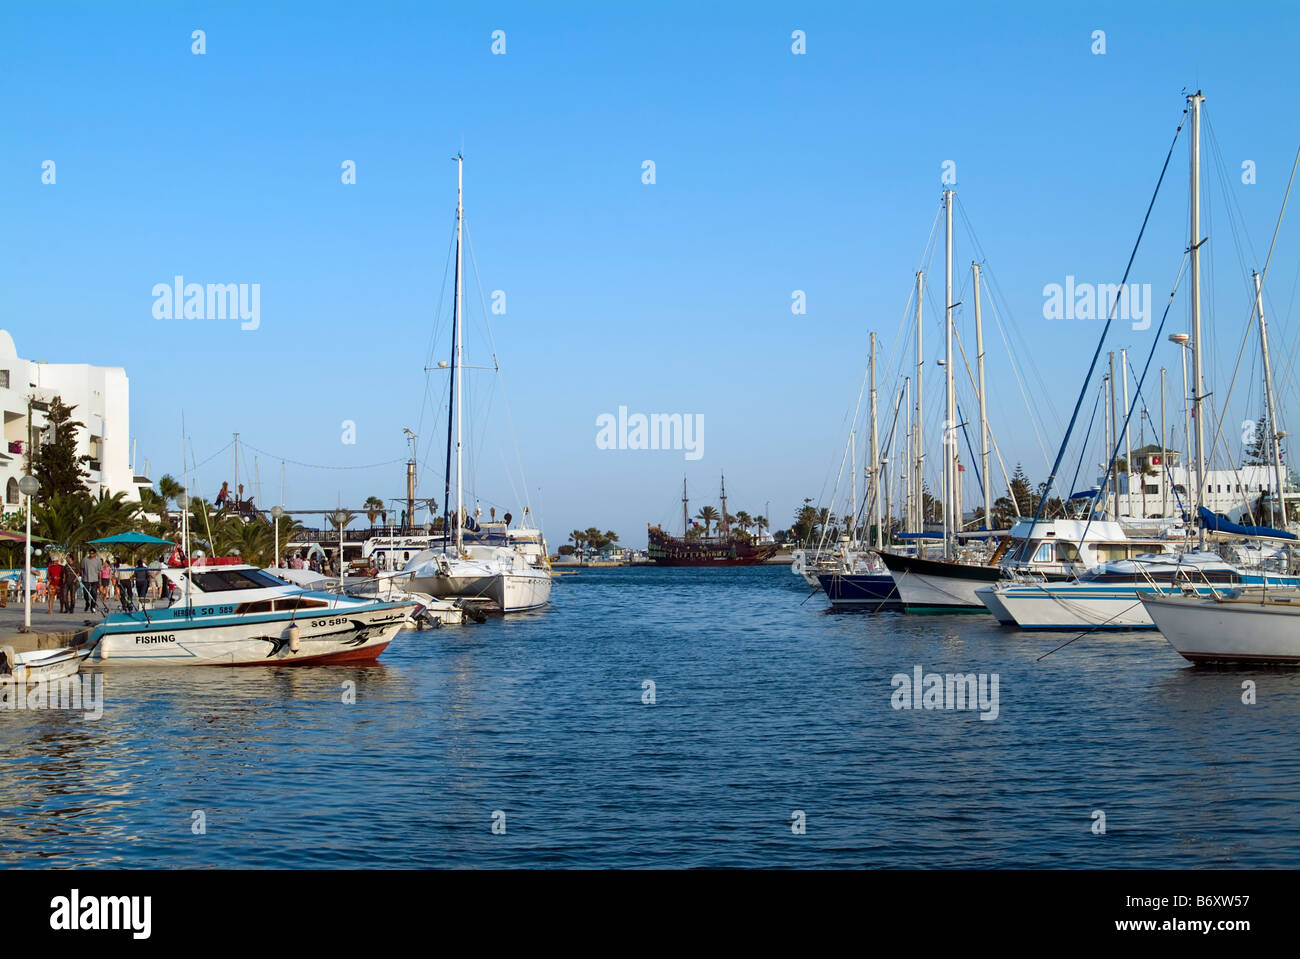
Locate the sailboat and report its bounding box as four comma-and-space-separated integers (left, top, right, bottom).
1141, 586, 1300, 665
399, 155, 552, 614
977, 92, 1300, 629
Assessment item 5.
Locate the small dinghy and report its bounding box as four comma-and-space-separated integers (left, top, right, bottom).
0, 644, 93, 684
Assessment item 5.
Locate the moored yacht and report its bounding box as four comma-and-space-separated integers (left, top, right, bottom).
1141, 586, 1300, 665
976, 550, 1241, 629
879, 518, 1171, 613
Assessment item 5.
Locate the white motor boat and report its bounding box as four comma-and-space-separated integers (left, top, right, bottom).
1141, 587, 1300, 665
91, 564, 415, 666
0, 644, 93, 683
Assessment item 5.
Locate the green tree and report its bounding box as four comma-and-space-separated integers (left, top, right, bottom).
363, 496, 386, 526
31, 397, 90, 500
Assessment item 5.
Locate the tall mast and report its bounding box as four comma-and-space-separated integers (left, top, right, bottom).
904, 375, 913, 534
915, 271, 925, 535
719, 473, 728, 535
943, 190, 955, 556
850, 427, 856, 543
1160, 367, 1168, 517
682, 476, 689, 536
454, 153, 465, 554
1255, 270, 1287, 526
1121, 348, 1132, 517
1100, 377, 1111, 517
1189, 91, 1207, 542
1108, 352, 1118, 518
972, 262, 990, 531
869, 331, 881, 548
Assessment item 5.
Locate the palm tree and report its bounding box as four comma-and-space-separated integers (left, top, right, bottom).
31, 490, 142, 554
735, 510, 752, 539
157, 474, 184, 527
695, 505, 719, 536
363, 496, 386, 527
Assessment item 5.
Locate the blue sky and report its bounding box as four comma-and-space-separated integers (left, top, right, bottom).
3, 1, 1299, 545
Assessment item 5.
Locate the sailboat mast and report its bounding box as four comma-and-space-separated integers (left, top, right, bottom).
1121, 348, 1132, 517
1189, 91, 1207, 542
870, 331, 881, 548
1108, 352, 1118, 518
915, 271, 925, 536
1160, 367, 1168, 517
454, 153, 465, 555
904, 375, 913, 534
943, 190, 955, 555
972, 261, 990, 531
682, 476, 689, 536
1255, 270, 1287, 526
850, 427, 856, 544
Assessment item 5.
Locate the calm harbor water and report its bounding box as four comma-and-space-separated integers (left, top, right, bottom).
2, 564, 1298, 868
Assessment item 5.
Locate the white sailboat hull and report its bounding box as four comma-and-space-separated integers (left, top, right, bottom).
1141, 591, 1300, 664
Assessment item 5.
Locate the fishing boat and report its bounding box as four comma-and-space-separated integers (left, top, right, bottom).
91, 564, 415, 666
647, 476, 779, 566
0, 644, 94, 683
1141, 587, 1300, 665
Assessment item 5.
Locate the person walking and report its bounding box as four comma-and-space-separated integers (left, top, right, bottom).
82, 549, 103, 612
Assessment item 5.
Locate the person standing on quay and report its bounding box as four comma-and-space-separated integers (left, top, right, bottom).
82, 549, 103, 612
46, 553, 62, 614
60, 556, 76, 613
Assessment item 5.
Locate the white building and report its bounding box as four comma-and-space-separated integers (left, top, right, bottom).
0, 329, 148, 513
1100, 447, 1289, 523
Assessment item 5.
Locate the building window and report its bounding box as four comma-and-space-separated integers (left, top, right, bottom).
0, 370, 8, 388
5, 478, 16, 504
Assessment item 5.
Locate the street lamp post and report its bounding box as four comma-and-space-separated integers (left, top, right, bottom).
332, 509, 348, 600
271, 505, 284, 569
18, 475, 39, 629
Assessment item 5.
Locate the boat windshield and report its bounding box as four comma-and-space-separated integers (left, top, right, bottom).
186, 568, 292, 592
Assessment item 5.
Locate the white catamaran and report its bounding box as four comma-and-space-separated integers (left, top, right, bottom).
396, 155, 551, 614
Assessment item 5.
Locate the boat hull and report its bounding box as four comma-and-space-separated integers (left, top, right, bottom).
818, 573, 901, 609
496, 568, 553, 613
1, 645, 93, 683
987, 573, 1297, 631
92, 603, 414, 666
1141, 591, 1300, 665
876, 551, 1003, 612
